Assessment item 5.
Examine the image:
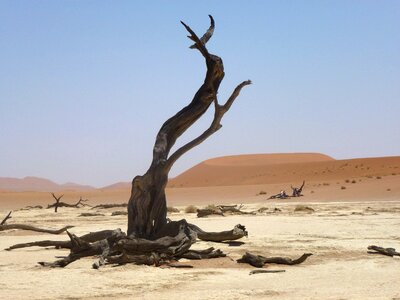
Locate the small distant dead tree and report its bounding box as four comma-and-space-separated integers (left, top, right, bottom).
48, 194, 90, 212
291, 180, 305, 197
50, 193, 63, 212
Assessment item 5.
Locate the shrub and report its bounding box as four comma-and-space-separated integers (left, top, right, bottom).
184, 205, 198, 213
376, 176, 382, 179
341, 186, 346, 190
167, 206, 180, 213
294, 205, 314, 213
351, 180, 356, 184
204, 204, 218, 210
345, 179, 350, 183
258, 190, 267, 195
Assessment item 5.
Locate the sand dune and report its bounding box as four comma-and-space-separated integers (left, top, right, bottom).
0, 153, 399, 210
0, 176, 95, 192
169, 154, 400, 187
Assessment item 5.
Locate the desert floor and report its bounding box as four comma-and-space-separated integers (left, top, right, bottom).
1, 200, 400, 300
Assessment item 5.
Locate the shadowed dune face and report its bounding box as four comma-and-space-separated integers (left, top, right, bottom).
169, 154, 400, 188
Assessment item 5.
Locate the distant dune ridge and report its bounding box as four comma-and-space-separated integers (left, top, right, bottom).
0, 176, 95, 192
1, 153, 399, 192
168, 153, 400, 187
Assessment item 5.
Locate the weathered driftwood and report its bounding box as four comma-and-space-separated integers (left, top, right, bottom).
92, 203, 128, 209
249, 269, 286, 275
0, 223, 74, 234
180, 247, 226, 260
197, 204, 253, 218
367, 245, 400, 257
8, 220, 245, 268
188, 223, 248, 242
197, 208, 224, 218
19, 205, 43, 211
237, 252, 313, 268
6, 229, 123, 251
36, 220, 232, 268
111, 211, 128, 216
79, 213, 105, 217
48, 194, 90, 211
1, 211, 74, 236
1, 211, 12, 225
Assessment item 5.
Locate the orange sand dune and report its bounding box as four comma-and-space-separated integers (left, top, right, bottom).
1, 153, 399, 210
169, 154, 400, 187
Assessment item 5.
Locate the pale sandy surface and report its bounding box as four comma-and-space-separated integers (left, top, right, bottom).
1, 200, 400, 300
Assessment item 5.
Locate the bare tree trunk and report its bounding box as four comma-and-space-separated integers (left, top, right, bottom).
127, 15, 250, 238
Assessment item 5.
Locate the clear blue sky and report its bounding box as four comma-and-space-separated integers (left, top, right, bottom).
1, 1, 399, 187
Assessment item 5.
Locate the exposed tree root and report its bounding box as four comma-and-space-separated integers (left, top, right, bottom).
237, 252, 313, 268
368, 245, 400, 257
6, 220, 243, 269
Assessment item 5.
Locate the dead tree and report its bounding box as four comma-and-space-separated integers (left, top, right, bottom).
50, 193, 63, 212
291, 180, 305, 197
48, 194, 90, 211
127, 15, 251, 238
4, 16, 250, 268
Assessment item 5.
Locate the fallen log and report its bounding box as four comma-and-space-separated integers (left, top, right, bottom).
91, 203, 128, 209
79, 213, 105, 217
188, 223, 247, 242
367, 245, 400, 257
249, 269, 286, 275
6, 229, 123, 250
197, 208, 224, 218
0, 224, 74, 234
237, 252, 313, 268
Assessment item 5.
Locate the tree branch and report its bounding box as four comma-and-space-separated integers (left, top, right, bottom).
165, 80, 251, 171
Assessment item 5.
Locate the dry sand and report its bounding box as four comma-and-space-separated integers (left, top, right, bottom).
1, 154, 399, 299
1, 201, 400, 299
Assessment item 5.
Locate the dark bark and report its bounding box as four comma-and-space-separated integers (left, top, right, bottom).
367, 245, 400, 257
180, 247, 226, 259
291, 180, 305, 197
188, 223, 248, 242
48, 195, 90, 211
127, 15, 250, 238
92, 203, 128, 209
50, 193, 63, 212
6, 229, 123, 250
237, 252, 313, 268
249, 270, 286, 275
1, 211, 12, 225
